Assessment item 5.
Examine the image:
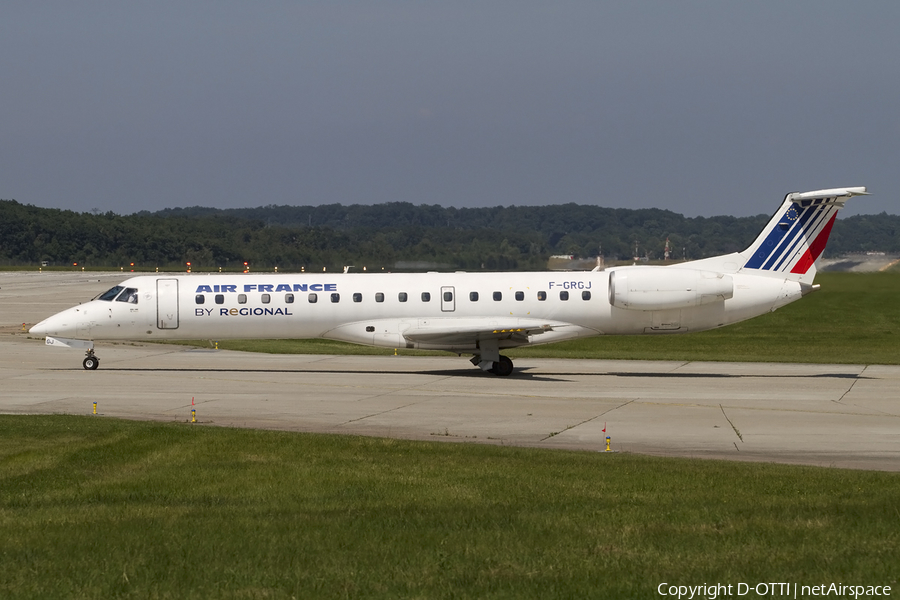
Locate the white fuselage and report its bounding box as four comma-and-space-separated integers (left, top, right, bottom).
28, 186, 866, 374
31, 269, 801, 354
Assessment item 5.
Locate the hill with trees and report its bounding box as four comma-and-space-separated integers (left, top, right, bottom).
2, 199, 897, 271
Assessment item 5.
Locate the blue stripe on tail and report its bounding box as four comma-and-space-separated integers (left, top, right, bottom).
743, 203, 804, 270
761, 204, 818, 271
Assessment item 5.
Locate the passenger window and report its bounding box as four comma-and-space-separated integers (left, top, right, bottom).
421, 292, 431, 302
353, 293, 362, 303
375, 293, 384, 303
238, 294, 247, 304
331, 293, 340, 303
560, 291, 569, 301
195, 295, 205, 305
582, 291, 591, 301
308, 293, 318, 303
215, 294, 225, 304
261, 294, 270, 304
537, 291, 547, 301
285, 293, 294, 304
98, 286, 124, 302
443, 291, 453, 302
115, 288, 138, 304
493, 291, 502, 301
515, 291, 524, 301
469, 291, 479, 302
399, 292, 408, 302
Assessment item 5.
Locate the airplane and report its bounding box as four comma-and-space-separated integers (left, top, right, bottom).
30, 186, 867, 375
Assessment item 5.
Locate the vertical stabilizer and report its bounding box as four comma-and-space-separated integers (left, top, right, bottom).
739, 187, 867, 284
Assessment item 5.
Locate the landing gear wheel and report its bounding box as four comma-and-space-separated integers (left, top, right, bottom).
492, 355, 513, 377
83, 355, 99, 370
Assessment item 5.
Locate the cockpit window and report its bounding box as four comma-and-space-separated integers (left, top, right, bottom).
98, 286, 124, 302
115, 288, 139, 304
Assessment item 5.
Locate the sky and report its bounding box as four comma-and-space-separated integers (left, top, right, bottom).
1, 1, 897, 218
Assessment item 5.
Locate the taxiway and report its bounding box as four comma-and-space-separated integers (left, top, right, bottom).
2, 271, 898, 471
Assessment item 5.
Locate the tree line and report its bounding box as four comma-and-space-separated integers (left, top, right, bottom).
2, 199, 897, 271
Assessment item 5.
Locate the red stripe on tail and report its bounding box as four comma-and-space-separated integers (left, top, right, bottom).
790, 213, 837, 274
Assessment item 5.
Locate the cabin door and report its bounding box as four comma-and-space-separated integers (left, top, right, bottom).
156, 279, 180, 329
440, 286, 456, 312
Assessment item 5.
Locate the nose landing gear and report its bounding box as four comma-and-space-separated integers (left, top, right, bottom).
83, 349, 99, 370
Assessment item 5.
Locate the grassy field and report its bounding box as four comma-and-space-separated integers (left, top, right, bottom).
169, 272, 900, 364
1, 415, 898, 599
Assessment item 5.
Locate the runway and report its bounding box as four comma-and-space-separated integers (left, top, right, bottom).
2, 271, 899, 471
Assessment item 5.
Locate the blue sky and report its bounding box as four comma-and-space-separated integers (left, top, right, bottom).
2, 1, 897, 217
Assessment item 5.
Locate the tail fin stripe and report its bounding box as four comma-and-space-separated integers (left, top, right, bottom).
768, 205, 834, 272
746, 203, 814, 270
772, 208, 832, 274
790, 212, 837, 275
760, 204, 818, 270
743, 209, 794, 269
774, 207, 837, 274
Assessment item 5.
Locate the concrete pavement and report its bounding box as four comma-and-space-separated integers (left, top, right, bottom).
2, 271, 898, 471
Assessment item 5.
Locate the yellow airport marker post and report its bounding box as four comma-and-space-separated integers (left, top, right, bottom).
93, 402, 97, 415
191, 409, 196, 423
605, 436, 611, 452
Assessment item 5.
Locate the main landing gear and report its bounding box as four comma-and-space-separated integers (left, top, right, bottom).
490, 355, 514, 377
471, 354, 514, 376
472, 338, 514, 376
83, 349, 99, 370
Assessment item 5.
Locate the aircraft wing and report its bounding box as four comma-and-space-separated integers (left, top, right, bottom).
323, 317, 585, 350
401, 320, 568, 346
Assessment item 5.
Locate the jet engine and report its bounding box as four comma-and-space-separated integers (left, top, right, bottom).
608, 267, 733, 311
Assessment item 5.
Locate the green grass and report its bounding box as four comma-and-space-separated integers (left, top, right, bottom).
1, 415, 898, 599
171, 273, 900, 364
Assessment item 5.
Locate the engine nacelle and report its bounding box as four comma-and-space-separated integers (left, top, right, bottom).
608, 267, 733, 311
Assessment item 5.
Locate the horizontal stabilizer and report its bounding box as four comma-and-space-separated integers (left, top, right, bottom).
786, 187, 868, 206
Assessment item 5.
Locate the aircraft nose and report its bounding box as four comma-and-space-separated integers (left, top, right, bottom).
29, 319, 50, 336
29, 311, 75, 337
